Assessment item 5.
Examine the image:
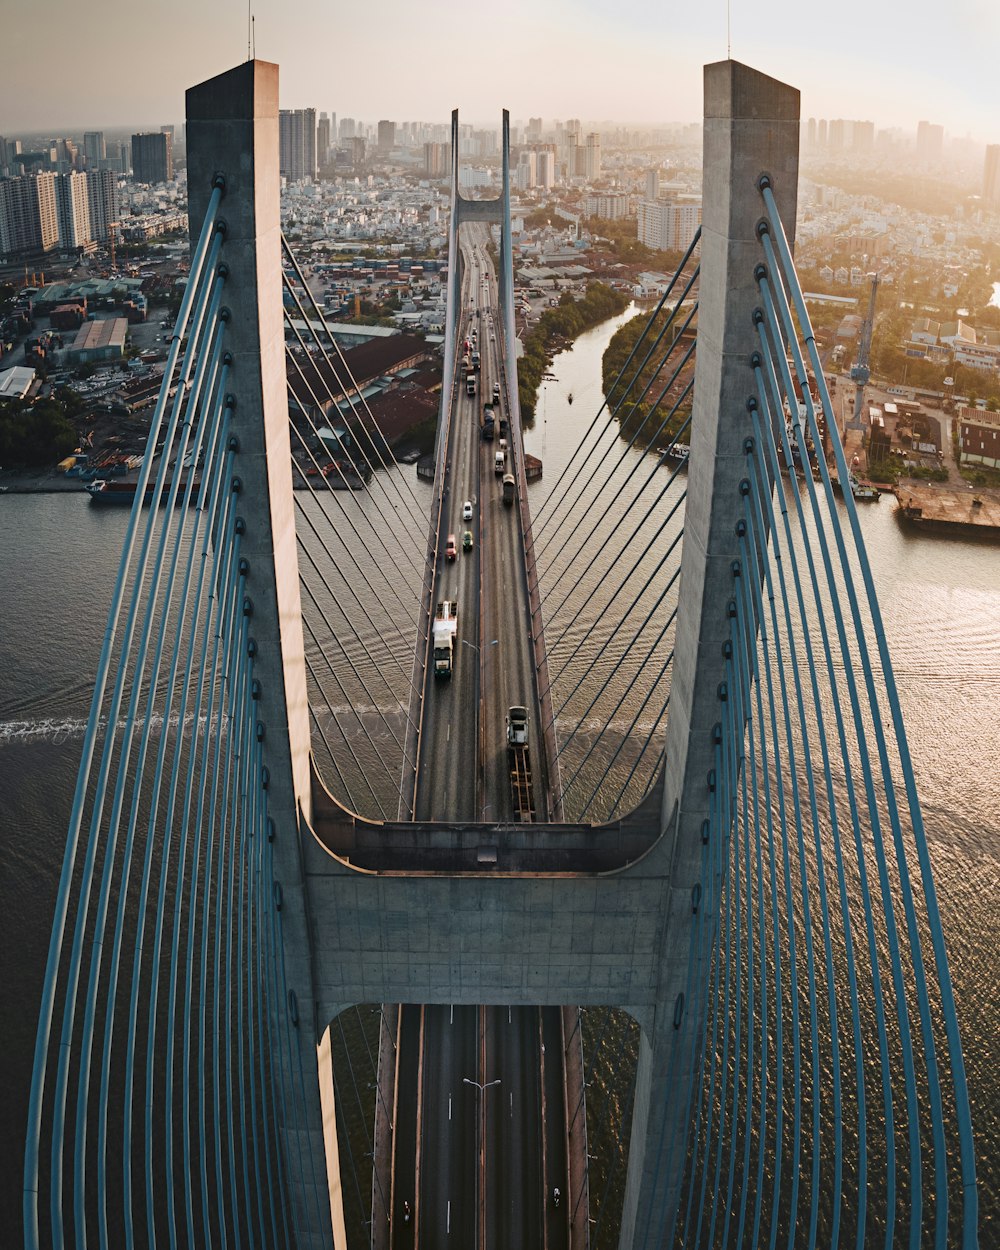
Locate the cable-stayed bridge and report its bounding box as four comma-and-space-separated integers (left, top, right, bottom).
23, 57, 978, 1250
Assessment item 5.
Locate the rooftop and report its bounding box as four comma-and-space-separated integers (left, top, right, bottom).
0, 365, 37, 399
70, 318, 128, 353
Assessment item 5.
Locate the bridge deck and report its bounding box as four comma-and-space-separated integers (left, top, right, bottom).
309, 762, 662, 874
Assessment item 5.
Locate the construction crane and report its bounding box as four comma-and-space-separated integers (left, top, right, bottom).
849, 271, 879, 427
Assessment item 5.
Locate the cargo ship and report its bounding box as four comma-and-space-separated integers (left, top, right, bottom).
85, 478, 196, 506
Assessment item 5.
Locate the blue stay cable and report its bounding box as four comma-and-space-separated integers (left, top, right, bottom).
760, 196, 975, 1244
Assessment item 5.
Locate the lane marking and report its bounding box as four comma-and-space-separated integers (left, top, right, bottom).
449, 1094, 452, 1121
447, 1200, 451, 1235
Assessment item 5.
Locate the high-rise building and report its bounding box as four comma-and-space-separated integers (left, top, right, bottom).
818, 118, 828, 148
340, 117, 356, 141
527, 117, 543, 141
516, 150, 537, 190
106, 139, 129, 175
585, 133, 602, 181
637, 196, 702, 251
279, 109, 317, 181
349, 137, 366, 167
536, 151, 555, 191
646, 169, 660, 201
55, 171, 91, 250
0, 172, 60, 257
317, 113, 332, 168
423, 142, 447, 178
161, 124, 175, 142
377, 120, 396, 153
87, 168, 120, 241
49, 138, 79, 172
132, 131, 173, 183
583, 192, 629, 221
806, 117, 817, 149
0, 137, 23, 175
917, 120, 944, 162
853, 121, 875, 153
984, 145, 1000, 210
828, 119, 846, 150
83, 131, 106, 167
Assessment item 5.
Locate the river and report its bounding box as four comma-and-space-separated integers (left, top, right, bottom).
1, 308, 998, 1238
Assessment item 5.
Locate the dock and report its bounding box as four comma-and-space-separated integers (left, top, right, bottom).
894, 482, 1000, 538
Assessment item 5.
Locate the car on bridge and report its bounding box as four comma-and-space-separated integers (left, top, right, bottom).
462, 530, 473, 552
462, 500, 473, 521
445, 534, 457, 561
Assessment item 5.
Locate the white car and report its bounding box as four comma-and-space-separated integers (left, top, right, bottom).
462, 500, 473, 521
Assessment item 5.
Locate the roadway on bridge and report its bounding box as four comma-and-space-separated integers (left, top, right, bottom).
397, 226, 569, 1250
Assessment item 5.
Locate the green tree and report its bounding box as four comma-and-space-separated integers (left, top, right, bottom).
0, 398, 78, 466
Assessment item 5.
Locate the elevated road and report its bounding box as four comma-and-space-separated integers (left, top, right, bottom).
391, 225, 569, 1249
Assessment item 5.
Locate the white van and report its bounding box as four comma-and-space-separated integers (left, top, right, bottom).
494, 450, 505, 475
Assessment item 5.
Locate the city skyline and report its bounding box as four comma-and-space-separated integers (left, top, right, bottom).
1, 0, 997, 141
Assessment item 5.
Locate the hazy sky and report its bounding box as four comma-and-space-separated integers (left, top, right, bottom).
2, 0, 997, 141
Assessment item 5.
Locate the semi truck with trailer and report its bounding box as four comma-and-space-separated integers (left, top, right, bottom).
505, 706, 534, 820
432, 601, 458, 678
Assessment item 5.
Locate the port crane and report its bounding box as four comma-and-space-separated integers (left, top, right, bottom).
850, 271, 879, 427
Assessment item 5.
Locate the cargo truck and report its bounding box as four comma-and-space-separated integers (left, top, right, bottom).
432, 601, 458, 678
506, 706, 534, 819
502, 472, 515, 505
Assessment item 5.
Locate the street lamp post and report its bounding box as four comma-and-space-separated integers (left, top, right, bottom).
464, 1078, 500, 1247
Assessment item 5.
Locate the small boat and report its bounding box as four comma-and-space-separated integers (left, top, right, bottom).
567, 392, 573, 405
849, 474, 880, 502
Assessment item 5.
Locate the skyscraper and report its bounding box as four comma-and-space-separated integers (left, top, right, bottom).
646, 169, 660, 201
536, 150, 555, 191
87, 168, 120, 241
917, 120, 944, 162
585, 133, 602, 180
279, 109, 317, 181
317, 113, 331, 169
83, 131, 106, 167
55, 171, 91, 250
984, 145, 1000, 210
516, 150, 537, 190
0, 137, 23, 175
377, 120, 396, 153
853, 121, 875, 153
0, 172, 60, 257
132, 131, 173, 183
423, 142, 447, 178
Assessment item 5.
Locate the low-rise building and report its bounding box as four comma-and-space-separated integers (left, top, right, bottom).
65, 317, 128, 364
0, 364, 37, 399
957, 406, 1000, 468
